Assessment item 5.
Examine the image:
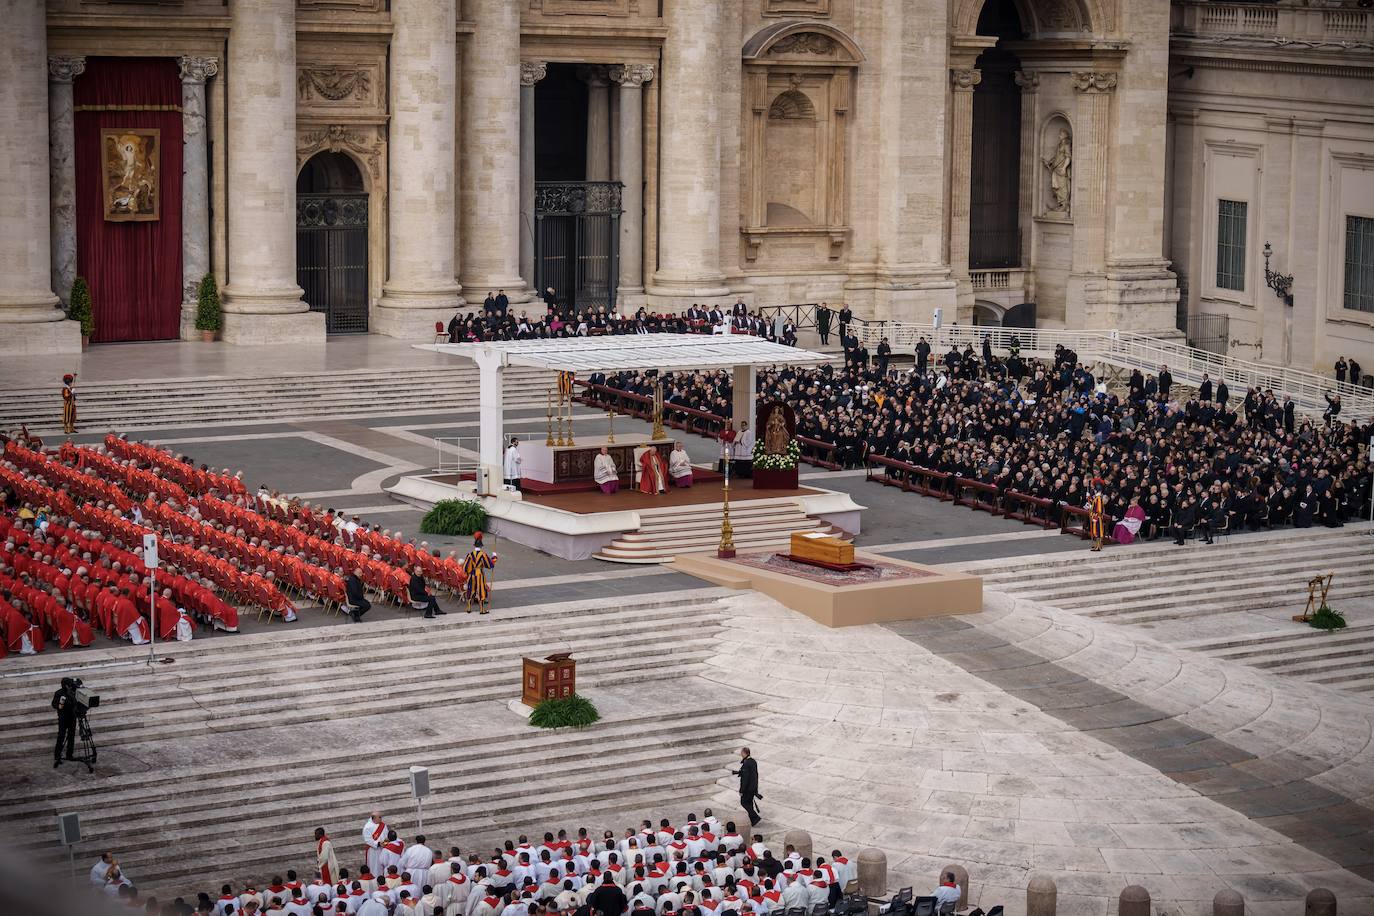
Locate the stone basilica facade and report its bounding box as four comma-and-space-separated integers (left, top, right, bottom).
1, 0, 1371, 373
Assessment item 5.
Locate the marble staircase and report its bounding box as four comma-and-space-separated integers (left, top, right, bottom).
963, 525, 1374, 692
0, 593, 751, 898
0, 365, 557, 433
595, 499, 849, 563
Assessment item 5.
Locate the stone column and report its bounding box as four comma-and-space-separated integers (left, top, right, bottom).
949, 68, 981, 320
519, 60, 546, 293
48, 56, 85, 311
1118, 886, 1150, 916
376, 0, 463, 339
581, 65, 611, 182
1014, 70, 1039, 273
855, 849, 886, 899
610, 64, 651, 306
461, 0, 529, 302
1212, 889, 1244, 916
0, 1, 79, 356
1070, 71, 1115, 275
221, 0, 324, 344
649, 0, 729, 306
178, 56, 217, 340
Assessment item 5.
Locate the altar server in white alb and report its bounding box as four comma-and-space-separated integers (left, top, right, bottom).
399, 835, 435, 892
594, 447, 619, 495
504, 438, 522, 489
668, 442, 694, 488
361, 812, 388, 877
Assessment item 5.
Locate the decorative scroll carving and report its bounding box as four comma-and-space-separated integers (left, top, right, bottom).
520, 60, 548, 87
177, 56, 218, 85
769, 33, 836, 55
297, 67, 372, 102
296, 195, 369, 229
608, 63, 654, 87
48, 57, 87, 84
296, 124, 384, 180
951, 69, 983, 91
534, 181, 623, 216
1039, 0, 1080, 30
1072, 71, 1118, 93
1013, 70, 1040, 93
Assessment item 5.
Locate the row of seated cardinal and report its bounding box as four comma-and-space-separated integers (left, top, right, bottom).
106, 809, 859, 916
0, 435, 473, 658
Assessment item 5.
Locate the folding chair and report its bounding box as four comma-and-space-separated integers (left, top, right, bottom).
910, 898, 936, 916
811, 904, 829, 916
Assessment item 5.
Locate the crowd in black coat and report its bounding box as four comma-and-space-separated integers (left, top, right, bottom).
597, 340, 1373, 543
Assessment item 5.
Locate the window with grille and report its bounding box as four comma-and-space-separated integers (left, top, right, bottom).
1345, 215, 1374, 314
1215, 199, 1247, 292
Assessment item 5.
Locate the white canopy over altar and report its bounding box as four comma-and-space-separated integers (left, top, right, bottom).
415, 334, 829, 488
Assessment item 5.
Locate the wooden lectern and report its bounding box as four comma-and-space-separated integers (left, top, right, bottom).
522, 652, 577, 706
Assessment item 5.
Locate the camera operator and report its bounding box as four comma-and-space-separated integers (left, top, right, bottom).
52, 677, 79, 768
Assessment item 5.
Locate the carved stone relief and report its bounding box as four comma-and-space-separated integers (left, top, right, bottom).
296, 124, 384, 181
297, 66, 372, 102
769, 33, 837, 56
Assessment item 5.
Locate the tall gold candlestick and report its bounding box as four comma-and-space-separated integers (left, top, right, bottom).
546, 388, 556, 446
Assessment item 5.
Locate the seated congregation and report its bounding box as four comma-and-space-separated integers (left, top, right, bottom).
588, 340, 1373, 546
91, 811, 874, 916
445, 300, 799, 346
0, 434, 474, 659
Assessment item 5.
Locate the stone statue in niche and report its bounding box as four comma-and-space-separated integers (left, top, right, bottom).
1042, 128, 1072, 213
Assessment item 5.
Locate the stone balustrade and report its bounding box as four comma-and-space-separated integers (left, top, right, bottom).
1174, 0, 1374, 44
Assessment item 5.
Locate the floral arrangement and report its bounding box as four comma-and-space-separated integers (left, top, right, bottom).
753, 436, 800, 471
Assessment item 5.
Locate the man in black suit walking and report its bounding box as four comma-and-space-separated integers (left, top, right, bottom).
731, 746, 762, 826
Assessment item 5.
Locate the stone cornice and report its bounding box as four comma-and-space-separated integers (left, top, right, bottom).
1172, 46, 1374, 80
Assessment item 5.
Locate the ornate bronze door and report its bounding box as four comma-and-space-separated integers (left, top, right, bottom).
296, 193, 369, 333
535, 181, 621, 314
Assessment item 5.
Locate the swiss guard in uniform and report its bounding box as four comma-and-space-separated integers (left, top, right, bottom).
1089, 479, 1107, 552
61, 374, 77, 434
462, 532, 498, 614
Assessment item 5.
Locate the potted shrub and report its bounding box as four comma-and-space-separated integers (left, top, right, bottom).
69, 277, 94, 350
195, 273, 222, 342
420, 498, 487, 536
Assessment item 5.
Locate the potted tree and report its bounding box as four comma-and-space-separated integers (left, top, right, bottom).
195, 273, 222, 342
69, 276, 94, 350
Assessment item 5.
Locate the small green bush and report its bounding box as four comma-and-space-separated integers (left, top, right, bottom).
420, 498, 487, 536
529, 694, 600, 729
195, 274, 222, 333
70, 277, 94, 338
1309, 604, 1347, 631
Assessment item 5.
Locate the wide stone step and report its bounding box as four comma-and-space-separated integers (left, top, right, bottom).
967, 527, 1364, 579
1066, 576, 1374, 620
984, 542, 1371, 596
0, 644, 718, 755
1207, 629, 1374, 663
14, 733, 740, 856
1183, 622, 1374, 655
0, 594, 721, 681
6, 706, 754, 822
45, 761, 727, 896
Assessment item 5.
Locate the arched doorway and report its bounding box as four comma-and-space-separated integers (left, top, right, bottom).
297, 152, 369, 333
969, 0, 1023, 270
973, 301, 1005, 326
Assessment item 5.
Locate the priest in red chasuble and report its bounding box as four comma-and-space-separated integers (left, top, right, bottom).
638, 447, 668, 495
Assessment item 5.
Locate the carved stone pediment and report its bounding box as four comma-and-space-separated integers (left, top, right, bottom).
298, 66, 372, 102
297, 124, 385, 181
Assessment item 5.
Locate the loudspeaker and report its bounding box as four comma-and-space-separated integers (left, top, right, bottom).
57, 812, 82, 846
932, 308, 943, 329
409, 766, 430, 799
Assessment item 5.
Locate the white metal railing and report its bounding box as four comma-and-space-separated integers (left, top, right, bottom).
434, 436, 466, 474
851, 322, 1374, 420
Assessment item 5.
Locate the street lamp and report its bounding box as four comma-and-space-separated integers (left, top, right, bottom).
1262, 241, 1294, 307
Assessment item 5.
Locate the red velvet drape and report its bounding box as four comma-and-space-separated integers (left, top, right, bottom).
74, 58, 183, 342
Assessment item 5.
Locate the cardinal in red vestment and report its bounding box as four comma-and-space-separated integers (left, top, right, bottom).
638, 448, 667, 495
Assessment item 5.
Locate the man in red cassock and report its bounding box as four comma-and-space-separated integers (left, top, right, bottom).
638, 448, 668, 495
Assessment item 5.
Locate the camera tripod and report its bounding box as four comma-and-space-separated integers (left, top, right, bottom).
73, 713, 97, 773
